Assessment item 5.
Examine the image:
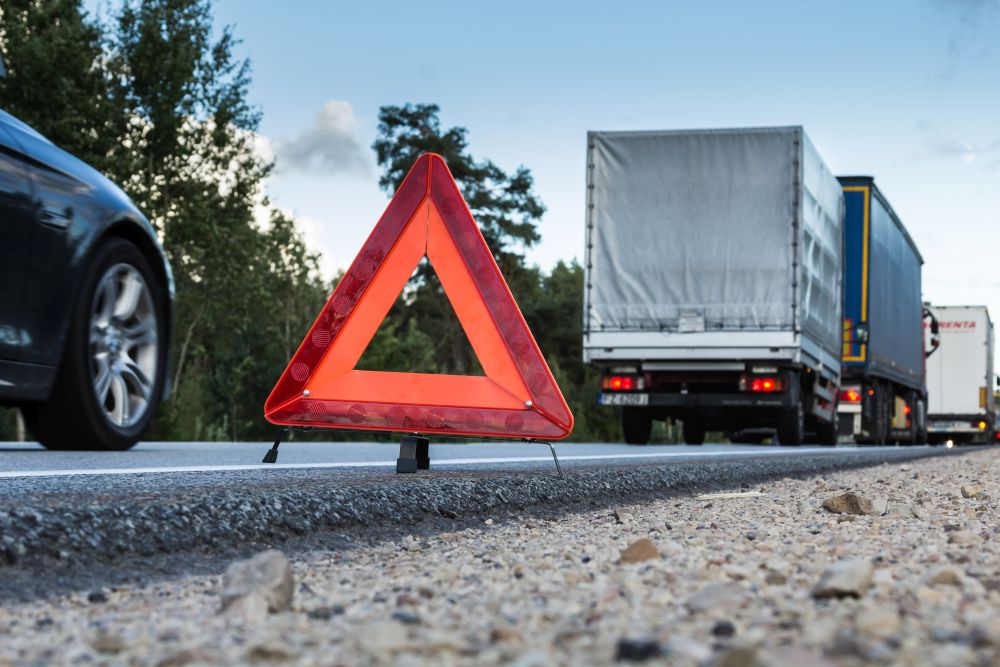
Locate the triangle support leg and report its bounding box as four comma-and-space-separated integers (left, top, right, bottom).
397, 434, 430, 474
525, 439, 564, 479
262, 428, 287, 464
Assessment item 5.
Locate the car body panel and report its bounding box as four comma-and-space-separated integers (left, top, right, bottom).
0, 108, 174, 403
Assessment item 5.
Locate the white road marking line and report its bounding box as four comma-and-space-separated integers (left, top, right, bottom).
0, 446, 908, 479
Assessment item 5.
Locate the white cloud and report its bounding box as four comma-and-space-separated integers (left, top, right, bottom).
272, 100, 371, 176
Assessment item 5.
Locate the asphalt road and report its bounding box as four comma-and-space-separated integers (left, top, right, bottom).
0, 440, 949, 477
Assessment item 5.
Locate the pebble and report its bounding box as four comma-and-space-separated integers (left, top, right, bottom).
812, 559, 875, 599
822, 492, 873, 515
855, 605, 901, 638
87, 590, 108, 604
927, 566, 963, 586
712, 619, 737, 637
961, 483, 985, 499
947, 530, 984, 547
613, 509, 634, 524
615, 637, 662, 661
220, 549, 295, 614
618, 537, 659, 563
686, 583, 748, 613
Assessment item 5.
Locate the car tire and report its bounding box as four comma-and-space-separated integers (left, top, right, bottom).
777, 401, 804, 446
682, 420, 706, 445
622, 407, 652, 445
24, 238, 166, 450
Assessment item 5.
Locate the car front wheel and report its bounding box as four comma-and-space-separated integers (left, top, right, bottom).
24, 238, 166, 450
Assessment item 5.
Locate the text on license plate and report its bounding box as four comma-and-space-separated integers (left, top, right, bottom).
600, 393, 649, 406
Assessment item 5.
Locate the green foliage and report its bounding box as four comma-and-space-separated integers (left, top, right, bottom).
0, 0, 117, 172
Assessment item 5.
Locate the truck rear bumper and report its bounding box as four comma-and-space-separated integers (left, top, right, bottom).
599, 392, 795, 409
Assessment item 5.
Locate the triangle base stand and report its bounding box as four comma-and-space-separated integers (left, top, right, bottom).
259, 429, 564, 478
396, 435, 430, 473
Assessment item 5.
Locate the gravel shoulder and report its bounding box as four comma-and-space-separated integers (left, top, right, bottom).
0, 446, 969, 585
2, 448, 999, 666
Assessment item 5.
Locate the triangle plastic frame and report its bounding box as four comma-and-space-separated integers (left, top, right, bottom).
264, 153, 573, 440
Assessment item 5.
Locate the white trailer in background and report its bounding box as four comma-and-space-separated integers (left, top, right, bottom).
924, 305, 997, 444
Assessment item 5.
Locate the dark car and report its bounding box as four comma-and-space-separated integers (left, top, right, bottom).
0, 101, 174, 450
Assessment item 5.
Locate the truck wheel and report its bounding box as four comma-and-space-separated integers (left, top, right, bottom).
682, 420, 706, 445
777, 402, 804, 446
622, 407, 652, 445
816, 409, 839, 446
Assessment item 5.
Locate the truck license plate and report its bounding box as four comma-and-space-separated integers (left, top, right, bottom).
600, 393, 649, 406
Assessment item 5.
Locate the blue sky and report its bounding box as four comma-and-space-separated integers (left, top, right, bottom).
97, 1, 1000, 320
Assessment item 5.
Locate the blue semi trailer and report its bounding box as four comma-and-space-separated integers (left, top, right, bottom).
837, 176, 928, 444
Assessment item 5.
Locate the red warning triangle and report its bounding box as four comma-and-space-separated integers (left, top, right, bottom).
264, 153, 573, 440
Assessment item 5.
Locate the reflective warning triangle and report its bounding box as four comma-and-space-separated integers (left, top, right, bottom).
265, 153, 573, 440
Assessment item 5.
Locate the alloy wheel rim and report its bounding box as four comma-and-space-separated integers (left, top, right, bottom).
89, 263, 158, 428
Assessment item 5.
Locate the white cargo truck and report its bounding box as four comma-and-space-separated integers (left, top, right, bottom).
584, 127, 844, 445
924, 305, 997, 444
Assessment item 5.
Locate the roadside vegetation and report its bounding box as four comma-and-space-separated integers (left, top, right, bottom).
0, 0, 618, 442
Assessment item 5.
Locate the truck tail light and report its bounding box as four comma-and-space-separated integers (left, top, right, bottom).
740, 375, 783, 393
603, 375, 644, 391
839, 389, 861, 404
977, 420, 987, 431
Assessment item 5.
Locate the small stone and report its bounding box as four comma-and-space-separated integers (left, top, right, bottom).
948, 530, 984, 547
712, 620, 736, 637
822, 492, 873, 515
221, 550, 295, 614
87, 590, 108, 604
711, 646, 758, 667
757, 647, 837, 667
889, 503, 918, 518
619, 538, 659, 564
928, 566, 963, 586
358, 621, 409, 654
391, 610, 421, 625
872, 498, 888, 516
245, 643, 298, 663
812, 559, 875, 599
156, 648, 220, 667
615, 637, 662, 661
484, 518, 494, 526
307, 605, 344, 620
765, 571, 788, 585
855, 605, 901, 638
490, 625, 523, 644
961, 483, 985, 498
87, 628, 127, 654
614, 509, 634, 524
686, 583, 748, 613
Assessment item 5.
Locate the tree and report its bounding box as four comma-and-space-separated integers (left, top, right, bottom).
372, 104, 546, 374
0, 0, 117, 171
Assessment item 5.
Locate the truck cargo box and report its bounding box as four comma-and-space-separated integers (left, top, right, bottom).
839, 177, 924, 392
584, 127, 844, 379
